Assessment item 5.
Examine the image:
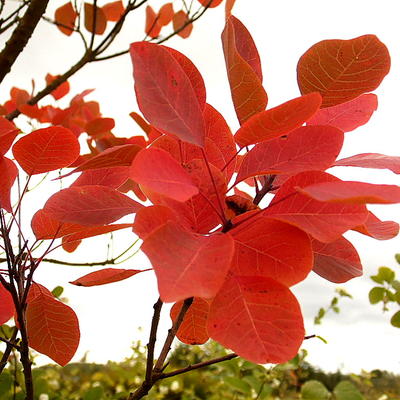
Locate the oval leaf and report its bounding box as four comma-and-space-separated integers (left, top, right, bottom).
335, 153, 400, 174
0, 157, 18, 213
145, 5, 161, 38
54, 2, 77, 36
353, 211, 399, 240
0, 117, 19, 155
172, 10, 193, 39
102, 0, 125, 21
84, 2, 107, 35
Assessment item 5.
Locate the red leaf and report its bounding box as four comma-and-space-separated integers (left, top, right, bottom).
207, 276, 304, 364
141, 221, 235, 302
172, 10, 193, 39
197, 0, 223, 7
54, 2, 77, 36
266, 171, 368, 242
299, 181, 400, 204
234, 93, 322, 147
222, 16, 267, 125
70, 268, 147, 287
335, 153, 400, 174
45, 74, 70, 100
0, 281, 14, 325
129, 112, 151, 136
0, 117, 19, 155
297, 35, 390, 107
63, 223, 133, 244
230, 217, 313, 286
171, 298, 210, 345
85, 117, 115, 136
158, 3, 174, 26
236, 125, 344, 184
353, 211, 399, 240
0, 157, 18, 212
62, 236, 81, 253
43, 185, 143, 226
307, 94, 378, 132
225, 0, 236, 17
130, 42, 205, 146
84, 3, 107, 35
102, 0, 125, 21
130, 147, 198, 202
312, 237, 362, 283
71, 167, 129, 188
12, 126, 80, 175
145, 5, 161, 38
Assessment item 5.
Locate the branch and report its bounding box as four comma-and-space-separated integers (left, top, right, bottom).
0, 328, 18, 374
0, 0, 50, 85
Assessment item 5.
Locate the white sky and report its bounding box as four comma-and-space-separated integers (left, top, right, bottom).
1, 0, 399, 373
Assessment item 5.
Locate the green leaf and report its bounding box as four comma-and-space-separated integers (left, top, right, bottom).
390, 311, 400, 328
83, 386, 104, 400
378, 266, 395, 283
333, 306, 340, 313
336, 288, 353, 298
392, 280, 400, 291
0, 372, 12, 397
395, 291, 400, 304
370, 275, 384, 284
395, 253, 400, 265
369, 287, 385, 304
51, 286, 64, 298
301, 380, 330, 400
224, 376, 252, 394
333, 381, 364, 400
331, 297, 338, 306
316, 335, 328, 344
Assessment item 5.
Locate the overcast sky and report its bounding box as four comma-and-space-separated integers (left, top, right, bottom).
1, 0, 399, 373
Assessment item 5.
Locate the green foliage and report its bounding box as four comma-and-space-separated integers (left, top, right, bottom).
301, 380, 330, 400
333, 381, 364, 400
314, 288, 353, 325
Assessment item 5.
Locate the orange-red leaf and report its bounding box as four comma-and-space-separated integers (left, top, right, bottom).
141, 221, 235, 302
0, 157, 17, 212
70, 268, 147, 287
84, 2, 107, 35
158, 3, 174, 26
85, 117, 115, 136
299, 181, 400, 204
0, 117, 19, 155
145, 5, 161, 38
130, 147, 198, 202
172, 10, 193, 39
62, 236, 81, 253
197, 0, 223, 7
222, 16, 267, 125
335, 153, 400, 174
236, 125, 344, 184
0, 281, 14, 325
266, 171, 368, 242
26, 283, 79, 366
45, 74, 70, 100
63, 224, 133, 244
297, 35, 390, 107
43, 185, 143, 226
171, 298, 210, 345
312, 237, 362, 283
71, 167, 129, 188
102, 0, 125, 21
307, 94, 378, 132
353, 211, 399, 240
230, 217, 313, 287
130, 42, 205, 147
207, 276, 304, 364
54, 2, 77, 36
12, 126, 80, 175
234, 93, 322, 147
225, 0, 236, 18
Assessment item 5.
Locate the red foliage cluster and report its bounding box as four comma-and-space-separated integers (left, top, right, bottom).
1, 14, 399, 367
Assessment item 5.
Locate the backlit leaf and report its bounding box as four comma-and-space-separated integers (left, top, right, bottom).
297, 35, 390, 107
141, 221, 235, 302
335, 153, 400, 174
236, 125, 343, 183
312, 237, 363, 283
43, 185, 143, 226
0, 157, 17, 212
130, 147, 198, 202
158, 3, 174, 26
299, 181, 400, 204
234, 93, 322, 147
71, 167, 129, 188
45, 74, 70, 100
130, 42, 205, 146
266, 171, 368, 242
222, 16, 267, 125
102, 0, 124, 21
0, 282, 14, 325
84, 3, 107, 35
26, 283, 80, 366
353, 211, 399, 240
230, 216, 313, 286
145, 5, 161, 38
172, 10, 193, 39
307, 94, 378, 132
70, 268, 147, 287
54, 2, 77, 36
62, 237, 81, 253
0, 117, 19, 155
12, 126, 80, 175
207, 276, 304, 364
170, 298, 210, 345
85, 117, 115, 136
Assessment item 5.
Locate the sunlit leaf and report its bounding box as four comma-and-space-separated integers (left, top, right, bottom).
102, 0, 125, 21
335, 153, 400, 174
353, 211, 399, 240
85, 117, 115, 136
0, 117, 19, 155
158, 3, 174, 26
145, 5, 161, 38
45, 74, 70, 100
0, 157, 18, 213
0, 281, 14, 325
173, 10, 193, 39
54, 2, 77, 36
71, 167, 129, 189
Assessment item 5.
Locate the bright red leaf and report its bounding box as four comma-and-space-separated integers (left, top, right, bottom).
171, 298, 210, 345
234, 93, 322, 147
158, 3, 174, 26
62, 224, 133, 244
141, 221, 235, 302
266, 171, 368, 242
312, 237, 363, 283
297, 35, 390, 107
43, 185, 143, 226
70, 268, 148, 287
145, 5, 161, 38
45, 74, 70, 100
172, 11, 193, 39
71, 167, 129, 189
230, 216, 313, 287
26, 283, 80, 366
0, 157, 18, 212
85, 117, 115, 136
0, 281, 14, 325
353, 211, 399, 240
335, 153, 400, 174
299, 181, 400, 204
102, 0, 125, 21
222, 16, 267, 125
130, 42, 205, 147
307, 94, 378, 132
12, 126, 80, 175
236, 125, 344, 184
0, 117, 19, 155
54, 2, 77, 36
207, 276, 305, 364
84, 3, 107, 35
130, 147, 199, 202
